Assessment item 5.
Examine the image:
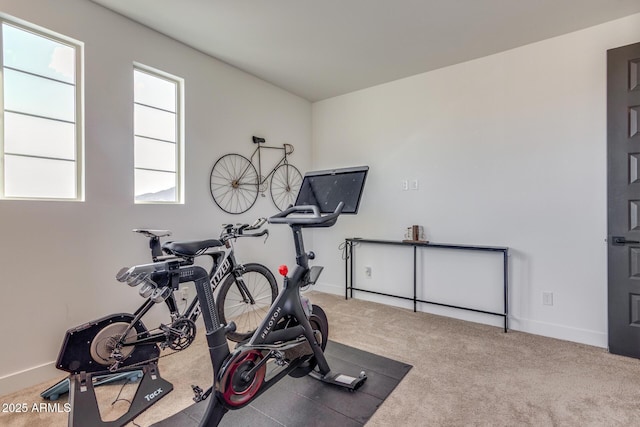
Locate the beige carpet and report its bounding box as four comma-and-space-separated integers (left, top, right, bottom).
1, 291, 640, 426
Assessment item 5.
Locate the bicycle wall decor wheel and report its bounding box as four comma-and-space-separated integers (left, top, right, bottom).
210, 154, 259, 214
270, 164, 303, 211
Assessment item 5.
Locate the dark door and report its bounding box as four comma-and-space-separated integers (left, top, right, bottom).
608, 42, 640, 358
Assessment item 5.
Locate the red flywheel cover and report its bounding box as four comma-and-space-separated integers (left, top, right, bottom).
221, 350, 266, 407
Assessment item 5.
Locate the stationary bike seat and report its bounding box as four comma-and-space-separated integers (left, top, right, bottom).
162, 239, 223, 256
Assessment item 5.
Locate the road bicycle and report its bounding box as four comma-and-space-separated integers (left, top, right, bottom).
209, 136, 302, 214
133, 218, 279, 344
53, 220, 278, 379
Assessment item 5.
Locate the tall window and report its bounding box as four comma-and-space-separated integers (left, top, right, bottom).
133, 65, 183, 203
1, 20, 83, 200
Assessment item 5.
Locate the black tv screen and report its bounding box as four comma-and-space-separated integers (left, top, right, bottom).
294, 166, 369, 214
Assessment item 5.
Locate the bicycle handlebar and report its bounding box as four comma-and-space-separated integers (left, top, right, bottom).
247, 217, 267, 230
220, 218, 269, 241
239, 228, 269, 238
116, 262, 218, 329
268, 202, 344, 227
115, 261, 172, 287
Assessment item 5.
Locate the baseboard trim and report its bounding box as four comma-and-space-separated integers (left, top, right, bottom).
314, 282, 344, 296
0, 361, 61, 397
314, 282, 607, 349
508, 316, 607, 349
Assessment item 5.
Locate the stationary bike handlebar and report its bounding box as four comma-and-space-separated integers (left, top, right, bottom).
268, 202, 344, 228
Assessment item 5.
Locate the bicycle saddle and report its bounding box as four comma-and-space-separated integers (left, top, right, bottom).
162, 239, 223, 256
133, 229, 172, 238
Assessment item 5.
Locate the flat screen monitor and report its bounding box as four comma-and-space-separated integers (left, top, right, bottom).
294, 166, 369, 214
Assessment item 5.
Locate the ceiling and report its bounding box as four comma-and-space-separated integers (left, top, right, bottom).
91, 0, 640, 102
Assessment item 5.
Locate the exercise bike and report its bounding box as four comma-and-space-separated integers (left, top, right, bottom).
115, 201, 367, 426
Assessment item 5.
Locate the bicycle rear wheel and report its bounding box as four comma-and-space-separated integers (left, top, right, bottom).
216, 263, 278, 342
210, 153, 259, 214
270, 163, 303, 211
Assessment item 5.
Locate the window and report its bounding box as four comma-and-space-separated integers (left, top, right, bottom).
133, 65, 183, 203
0, 20, 83, 200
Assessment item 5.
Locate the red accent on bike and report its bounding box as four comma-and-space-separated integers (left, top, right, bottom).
278, 265, 288, 276
220, 350, 266, 407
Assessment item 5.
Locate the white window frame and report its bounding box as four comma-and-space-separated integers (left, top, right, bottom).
133, 63, 184, 204
0, 16, 84, 201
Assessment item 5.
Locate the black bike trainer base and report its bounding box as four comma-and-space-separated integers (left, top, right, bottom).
151, 341, 412, 427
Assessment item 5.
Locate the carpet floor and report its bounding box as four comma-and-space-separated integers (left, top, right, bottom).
2, 291, 640, 426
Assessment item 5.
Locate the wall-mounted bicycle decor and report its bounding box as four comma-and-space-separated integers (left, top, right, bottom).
209, 136, 303, 214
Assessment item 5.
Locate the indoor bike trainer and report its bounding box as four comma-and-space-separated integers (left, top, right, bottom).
51, 165, 369, 427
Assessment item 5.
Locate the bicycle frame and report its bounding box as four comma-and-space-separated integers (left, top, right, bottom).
114, 244, 247, 350
147, 246, 325, 423
224, 142, 292, 191
247, 143, 291, 186
192, 212, 364, 425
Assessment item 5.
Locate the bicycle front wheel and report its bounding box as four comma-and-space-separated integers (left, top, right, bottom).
216, 263, 278, 342
270, 163, 303, 211
210, 154, 259, 214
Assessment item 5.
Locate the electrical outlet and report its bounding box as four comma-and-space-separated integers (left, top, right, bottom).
411, 179, 419, 190
542, 292, 553, 306
365, 266, 372, 278
401, 180, 409, 191
180, 286, 189, 301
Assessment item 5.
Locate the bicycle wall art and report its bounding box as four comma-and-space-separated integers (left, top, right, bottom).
209, 136, 302, 214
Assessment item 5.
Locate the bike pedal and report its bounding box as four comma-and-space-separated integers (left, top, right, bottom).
191, 384, 213, 403
191, 385, 204, 402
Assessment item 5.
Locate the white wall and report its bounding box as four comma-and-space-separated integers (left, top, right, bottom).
0, 0, 311, 395
311, 13, 640, 348
2, 1, 639, 399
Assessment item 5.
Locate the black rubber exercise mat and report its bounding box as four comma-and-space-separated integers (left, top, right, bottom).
151, 341, 412, 427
